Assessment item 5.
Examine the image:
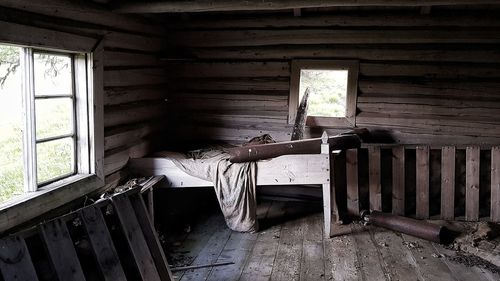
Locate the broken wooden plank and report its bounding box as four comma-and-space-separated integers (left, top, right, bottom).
441, 146, 456, 220
416, 146, 430, 219
0, 237, 39, 281
111, 193, 162, 281
392, 146, 405, 215
40, 219, 86, 281
128, 193, 174, 281
80, 205, 127, 281
466, 146, 480, 221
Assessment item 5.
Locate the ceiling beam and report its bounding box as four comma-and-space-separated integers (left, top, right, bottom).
114, 0, 500, 13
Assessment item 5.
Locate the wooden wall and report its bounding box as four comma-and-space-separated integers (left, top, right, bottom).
0, 1, 170, 189
163, 7, 500, 146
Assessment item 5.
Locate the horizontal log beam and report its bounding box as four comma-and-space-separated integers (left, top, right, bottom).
114, 1, 500, 13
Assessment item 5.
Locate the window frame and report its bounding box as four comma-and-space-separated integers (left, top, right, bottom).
289, 60, 359, 127
0, 26, 103, 233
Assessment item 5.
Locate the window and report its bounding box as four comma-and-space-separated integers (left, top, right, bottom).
0, 44, 97, 205
289, 60, 359, 127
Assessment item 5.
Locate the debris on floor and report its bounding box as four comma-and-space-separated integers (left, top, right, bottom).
436, 221, 500, 270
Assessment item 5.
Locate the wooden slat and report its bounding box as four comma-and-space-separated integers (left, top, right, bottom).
466, 146, 480, 221
0, 237, 39, 281
40, 219, 86, 281
441, 146, 456, 220
128, 193, 174, 281
392, 146, 405, 215
80, 205, 127, 281
492, 146, 500, 222
416, 146, 430, 219
369, 147, 382, 211
111, 194, 162, 281
346, 149, 359, 216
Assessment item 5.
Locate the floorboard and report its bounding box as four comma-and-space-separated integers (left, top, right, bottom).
163, 200, 499, 281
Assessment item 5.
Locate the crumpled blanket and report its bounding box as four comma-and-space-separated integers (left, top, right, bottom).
155, 149, 258, 233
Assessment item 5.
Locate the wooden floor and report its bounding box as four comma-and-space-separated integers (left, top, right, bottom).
164, 200, 499, 281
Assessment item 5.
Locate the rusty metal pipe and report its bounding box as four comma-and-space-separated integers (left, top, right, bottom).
361, 210, 445, 244
226, 134, 361, 163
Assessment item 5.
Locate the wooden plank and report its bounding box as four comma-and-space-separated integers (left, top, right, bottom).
392, 146, 405, 216
179, 217, 232, 281
370, 228, 419, 281
270, 207, 305, 281
360, 62, 500, 79
441, 146, 456, 220
0, 0, 164, 35
128, 154, 330, 187
416, 146, 430, 219
466, 146, 480, 221
432, 243, 492, 281
240, 201, 283, 281
115, 0, 500, 13
0, 20, 96, 53
400, 234, 455, 281
369, 146, 382, 211
128, 193, 174, 281
300, 214, 325, 281
0, 237, 39, 281
192, 46, 500, 63
324, 228, 360, 280
104, 102, 166, 128
111, 194, 161, 281
162, 61, 290, 78
169, 29, 500, 48
206, 232, 258, 281
165, 13, 500, 29
350, 225, 387, 281
80, 205, 127, 281
492, 146, 500, 222
40, 219, 86, 281
104, 68, 168, 87
346, 149, 359, 216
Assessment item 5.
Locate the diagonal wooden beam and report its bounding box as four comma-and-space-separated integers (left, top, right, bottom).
114, 0, 500, 13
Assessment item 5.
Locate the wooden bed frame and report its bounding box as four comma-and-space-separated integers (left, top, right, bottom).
128, 137, 340, 237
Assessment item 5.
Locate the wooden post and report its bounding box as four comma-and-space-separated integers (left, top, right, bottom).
416, 146, 430, 219
466, 146, 480, 221
441, 146, 455, 220
346, 149, 359, 216
321, 132, 333, 238
492, 147, 500, 222
392, 146, 405, 215
369, 146, 382, 211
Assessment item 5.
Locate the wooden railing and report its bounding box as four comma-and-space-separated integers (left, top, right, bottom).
333, 145, 500, 222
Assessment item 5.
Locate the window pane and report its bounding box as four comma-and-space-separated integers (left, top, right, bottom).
36, 98, 73, 139
0, 45, 24, 203
299, 69, 348, 117
37, 138, 74, 184
34, 53, 72, 96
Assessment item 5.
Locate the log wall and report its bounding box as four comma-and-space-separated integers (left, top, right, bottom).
163, 7, 500, 146
0, 1, 170, 189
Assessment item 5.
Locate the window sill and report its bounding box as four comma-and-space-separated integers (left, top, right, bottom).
306, 116, 355, 128
0, 174, 104, 234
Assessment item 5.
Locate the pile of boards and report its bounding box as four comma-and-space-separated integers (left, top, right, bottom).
0, 181, 173, 281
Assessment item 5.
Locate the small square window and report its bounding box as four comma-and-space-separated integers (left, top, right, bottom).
289, 60, 359, 127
